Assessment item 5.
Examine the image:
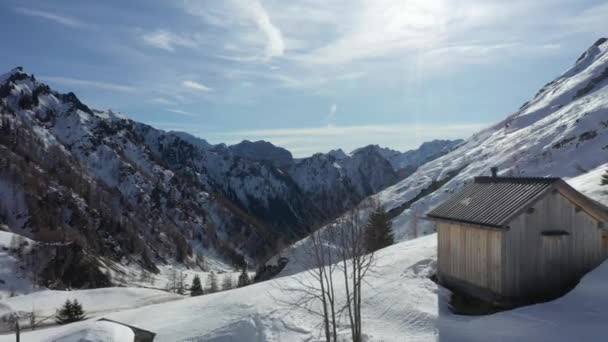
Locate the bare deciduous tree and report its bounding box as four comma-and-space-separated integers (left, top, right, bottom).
221, 274, 233, 291
274, 199, 377, 342
167, 268, 186, 294
336, 203, 376, 342
1, 312, 22, 342
207, 271, 218, 293
274, 226, 340, 341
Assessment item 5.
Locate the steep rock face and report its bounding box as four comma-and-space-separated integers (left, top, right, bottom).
283, 139, 462, 217
227, 140, 294, 168
353, 139, 463, 179
167, 131, 214, 150
287, 147, 399, 216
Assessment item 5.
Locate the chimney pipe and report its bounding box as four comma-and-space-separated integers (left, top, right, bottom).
491, 167, 498, 178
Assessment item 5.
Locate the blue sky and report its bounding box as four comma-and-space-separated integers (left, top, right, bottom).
1, 0, 607, 156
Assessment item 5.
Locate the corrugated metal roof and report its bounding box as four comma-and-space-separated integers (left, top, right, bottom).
427, 177, 560, 227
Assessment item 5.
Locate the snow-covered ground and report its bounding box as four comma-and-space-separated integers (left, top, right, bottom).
4, 229, 608, 341
0, 229, 247, 301
0, 230, 37, 298
439, 255, 608, 341
104, 261, 245, 293
0, 234, 438, 342
566, 162, 608, 206
0, 287, 182, 320
52, 321, 134, 342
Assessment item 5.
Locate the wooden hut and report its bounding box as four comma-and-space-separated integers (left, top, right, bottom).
427, 174, 608, 305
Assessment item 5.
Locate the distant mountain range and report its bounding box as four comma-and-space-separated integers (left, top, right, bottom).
0, 68, 460, 290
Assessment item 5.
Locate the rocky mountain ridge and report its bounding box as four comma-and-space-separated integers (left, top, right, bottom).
0, 67, 458, 290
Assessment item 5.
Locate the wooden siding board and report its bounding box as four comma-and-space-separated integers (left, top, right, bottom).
502, 191, 606, 299
437, 222, 502, 294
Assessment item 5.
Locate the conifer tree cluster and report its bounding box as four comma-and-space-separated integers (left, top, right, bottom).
601, 170, 608, 186
55, 299, 86, 325
364, 205, 394, 253
190, 275, 204, 296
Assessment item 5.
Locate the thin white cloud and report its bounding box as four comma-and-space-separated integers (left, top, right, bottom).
182, 0, 284, 60
14, 7, 91, 29
328, 103, 338, 121
241, 0, 285, 59
150, 97, 177, 105
41, 76, 136, 93
183, 80, 212, 92
166, 108, 198, 117
219, 123, 486, 138
142, 30, 197, 52
163, 0, 595, 91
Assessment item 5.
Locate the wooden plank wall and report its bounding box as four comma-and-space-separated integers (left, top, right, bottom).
502, 190, 606, 299
438, 222, 503, 294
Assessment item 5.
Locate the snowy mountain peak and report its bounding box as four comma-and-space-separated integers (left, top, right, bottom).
375, 38, 608, 240
6, 66, 26, 77
351, 139, 463, 176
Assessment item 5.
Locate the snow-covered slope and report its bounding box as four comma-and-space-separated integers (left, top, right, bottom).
0, 231, 37, 297
378, 38, 608, 240
51, 321, 135, 342
0, 234, 439, 342
0, 287, 181, 319
7, 200, 608, 342
566, 162, 608, 205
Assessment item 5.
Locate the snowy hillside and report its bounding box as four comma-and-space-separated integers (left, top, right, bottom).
376, 38, 608, 240
6, 216, 608, 341
0, 231, 37, 297
0, 234, 439, 342
0, 287, 181, 320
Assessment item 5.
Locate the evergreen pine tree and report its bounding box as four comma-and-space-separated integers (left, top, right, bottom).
55, 299, 86, 325
364, 205, 394, 253
601, 170, 608, 186
190, 275, 204, 296
237, 266, 250, 288
207, 271, 218, 293
71, 300, 86, 321
55, 299, 72, 325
